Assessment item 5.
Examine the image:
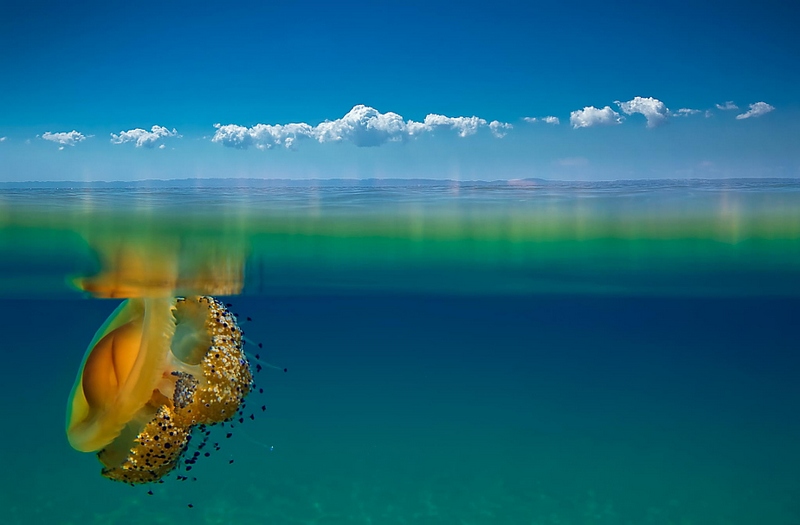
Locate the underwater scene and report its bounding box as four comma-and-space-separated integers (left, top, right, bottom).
1, 178, 800, 524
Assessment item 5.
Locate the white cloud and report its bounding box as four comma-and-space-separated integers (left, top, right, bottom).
110, 125, 179, 148
212, 122, 315, 149
672, 108, 701, 117
416, 113, 488, 137
616, 96, 669, 128
158, 144, 166, 149
569, 106, 623, 129
0, 136, 6, 142
716, 101, 739, 110
212, 105, 510, 149
41, 130, 87, 146
523, 116, 560, 125
315, 105, 409, 146
735, 101, 775, 120
489, 120, 513, 138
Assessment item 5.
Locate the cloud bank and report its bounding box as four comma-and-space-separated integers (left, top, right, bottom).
212, 105, 512, 149
27, 97, 781, 152
736, 102, 775, 120
569, 106, 623, 129
41, 130, 87, 147
616, 96, 669, 128
111, 125, 179, 148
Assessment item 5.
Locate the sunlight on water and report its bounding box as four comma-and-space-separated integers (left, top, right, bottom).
2, 179, 800, 297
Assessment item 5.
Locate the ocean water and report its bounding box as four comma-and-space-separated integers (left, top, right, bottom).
1, 179, 799, 524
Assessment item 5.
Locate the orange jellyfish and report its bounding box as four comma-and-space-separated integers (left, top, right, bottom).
66, 295, 253, 483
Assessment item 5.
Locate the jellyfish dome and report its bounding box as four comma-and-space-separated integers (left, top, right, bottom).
66, 296, 253, 483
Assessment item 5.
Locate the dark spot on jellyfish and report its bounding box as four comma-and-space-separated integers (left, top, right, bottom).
226, 433, 232, 438
284, 368, 288, 372
261, 405, 266, 411
229, 459, 234, 464
247, 317, 252, 321
171, 371, 199, 409
226, 303, 232, 307
239, 418, 244, 424
164, 443, 172, 449
255, 354, 260, 359
204, 452, 210, 457
259, 388, 263, 394
250, 414, 255, 420
256, 364, 263, 373
188, 503, 194, 508
147, 490, 153, 496
258, 343, 263, 349
186, 466, 192, 471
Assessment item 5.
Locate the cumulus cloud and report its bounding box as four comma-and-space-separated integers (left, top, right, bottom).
413, 113, 488, 137
212, 122, 315, 149
569, 106, 623, 129
41, 130, 87, 147
716, 101, 739, 111
212, 105, 510, 149
489, 120, 513, 137
523, 116, 560, 125
110, 125, 179, 148
616, 96, 669, 128
0, 136, 6, 142
735, 101, 775, 120
316, 106, 410, 146
672, 108, 701, 117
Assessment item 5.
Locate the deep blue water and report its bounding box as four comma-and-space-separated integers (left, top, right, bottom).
2, 293, 799, 524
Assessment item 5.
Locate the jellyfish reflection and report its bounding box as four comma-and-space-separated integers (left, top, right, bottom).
66, 295, 253, 483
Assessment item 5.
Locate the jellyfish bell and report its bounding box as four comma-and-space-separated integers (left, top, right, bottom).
66, 296, 253, 483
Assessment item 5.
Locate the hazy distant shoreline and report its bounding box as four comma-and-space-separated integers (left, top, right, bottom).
1, 177, 798, 190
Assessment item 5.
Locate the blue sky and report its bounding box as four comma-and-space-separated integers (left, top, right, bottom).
1, 0, 798, 181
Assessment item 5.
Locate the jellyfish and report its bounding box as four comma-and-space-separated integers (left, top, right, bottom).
66, 295, 253, 483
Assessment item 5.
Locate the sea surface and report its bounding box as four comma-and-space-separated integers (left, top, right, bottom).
1, 178, 799, 524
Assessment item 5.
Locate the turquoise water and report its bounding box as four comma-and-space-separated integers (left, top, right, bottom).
1, 179, 800, 524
